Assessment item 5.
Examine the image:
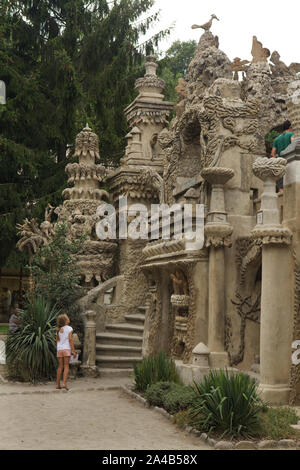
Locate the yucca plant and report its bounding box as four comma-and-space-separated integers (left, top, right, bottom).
189, 369, 264, 438
133, 351, 181, 393
6, 297, 59, 382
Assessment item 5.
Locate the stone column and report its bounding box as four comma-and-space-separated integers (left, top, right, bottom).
159, 270, 172, 353
252, 157, 293, 404
81, 310, 98, 377
201, 167, 234, 368
192, 253, 209, 347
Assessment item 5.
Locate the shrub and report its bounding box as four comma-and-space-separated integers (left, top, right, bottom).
145, 381, 196, 413
133, 352, 181, 392
6, 296, 59, 382
145, 381, 174, 407
173, 409, 194, 429
162, 384, 196, 414
189, 369, 264, 438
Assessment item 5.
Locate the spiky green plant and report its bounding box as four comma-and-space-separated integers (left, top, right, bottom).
189, 369, 264, 438
6, 297, 59, 382
133, 352, 181, 393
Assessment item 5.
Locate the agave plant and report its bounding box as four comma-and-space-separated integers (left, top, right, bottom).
6, 297, 59, 382
189, 369, 264, 438
133, 351, 181, 393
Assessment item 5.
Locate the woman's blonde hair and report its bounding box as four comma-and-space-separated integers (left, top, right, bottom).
56, 314, 69, 340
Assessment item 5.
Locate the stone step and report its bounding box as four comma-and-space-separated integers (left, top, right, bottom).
138, 306, 147, 313
98, 368, 134, 378
96, 344, 142, 357
105, 323, 144, 337
96, 355, 143, 369
125, 314, 145, 325
96, 332, 143, 347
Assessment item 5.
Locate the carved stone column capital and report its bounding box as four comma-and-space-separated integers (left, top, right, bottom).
204, 223, 233, 248
251, 226, 292, 246
201, 167, 235, 186
84, 310, 97, 327
253, 157, 286, 182
252, 157, 286, 228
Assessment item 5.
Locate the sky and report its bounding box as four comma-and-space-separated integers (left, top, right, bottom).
146, 0, 300, 66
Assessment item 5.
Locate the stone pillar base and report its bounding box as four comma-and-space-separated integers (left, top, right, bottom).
175, 360, 210, 385
209, 351, 229, 368
258, 384, 291, 405
80, 365, 99, 378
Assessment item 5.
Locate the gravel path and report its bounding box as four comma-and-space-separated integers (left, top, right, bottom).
0, 386, 210, 450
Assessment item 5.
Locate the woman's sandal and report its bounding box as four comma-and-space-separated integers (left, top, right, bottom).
62, 385, 69, 391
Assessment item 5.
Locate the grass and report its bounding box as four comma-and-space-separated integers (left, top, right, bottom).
0, 325, 9, 334
172, 406, 300, 441
256, 407, 300, 440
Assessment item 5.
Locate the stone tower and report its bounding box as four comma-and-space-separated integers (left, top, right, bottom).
60, 124, 117, 287
122, 55, 173, 171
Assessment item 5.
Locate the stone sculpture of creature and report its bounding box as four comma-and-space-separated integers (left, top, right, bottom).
170, 270, 189, 296
191, 14, 219, 32
16, 203, 56, 259
40, 204, 56, 239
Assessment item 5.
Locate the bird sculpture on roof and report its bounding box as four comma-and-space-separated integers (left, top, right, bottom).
191, 14, 219, 32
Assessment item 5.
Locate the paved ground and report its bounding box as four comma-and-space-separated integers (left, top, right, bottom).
0, 377, 211, 450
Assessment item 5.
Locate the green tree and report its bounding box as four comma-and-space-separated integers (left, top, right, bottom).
31, 223, 85, 337
157, 40, 197, 102
0, 2, 58, 267
159, 40, 197, 77
0, 0, 170, 267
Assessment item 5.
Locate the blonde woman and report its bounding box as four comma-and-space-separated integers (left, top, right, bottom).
56, 314, 76, 390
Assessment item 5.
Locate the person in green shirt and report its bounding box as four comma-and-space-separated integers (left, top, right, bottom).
271, 120, 294, 192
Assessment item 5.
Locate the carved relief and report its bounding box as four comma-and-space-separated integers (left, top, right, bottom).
146, 279, 163, 356
139, 167, 165, 203
289, 251, 300, 405
226, 237, 262, 366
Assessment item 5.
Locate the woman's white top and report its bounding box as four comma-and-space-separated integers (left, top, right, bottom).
57, 325, 73, 351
